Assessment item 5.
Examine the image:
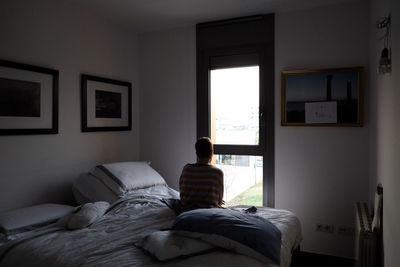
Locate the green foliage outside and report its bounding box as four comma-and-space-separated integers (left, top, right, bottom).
227, 182, 263, 206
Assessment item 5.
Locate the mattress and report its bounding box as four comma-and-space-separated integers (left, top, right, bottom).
0, 185, 301, 267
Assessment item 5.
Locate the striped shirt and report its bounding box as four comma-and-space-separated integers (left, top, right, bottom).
179, 163, 224, 207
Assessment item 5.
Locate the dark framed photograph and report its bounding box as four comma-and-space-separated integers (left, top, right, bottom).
81, 74, 131, 132
0, 59, 58, 135
281, 67, 363, 126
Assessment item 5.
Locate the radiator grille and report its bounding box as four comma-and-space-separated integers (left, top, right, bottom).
355, 202, 376, 267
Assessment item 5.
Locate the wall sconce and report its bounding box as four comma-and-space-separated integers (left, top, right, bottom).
376, 16, 391, 75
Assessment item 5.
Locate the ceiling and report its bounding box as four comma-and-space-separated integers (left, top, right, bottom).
71, 0, 359, 33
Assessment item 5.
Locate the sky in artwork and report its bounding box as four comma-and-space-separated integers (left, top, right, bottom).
286, 72, 359, 102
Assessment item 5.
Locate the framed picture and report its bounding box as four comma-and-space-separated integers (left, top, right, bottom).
0, 59, 58, 135
281, 67, 363, 126
81, 74, 132, 132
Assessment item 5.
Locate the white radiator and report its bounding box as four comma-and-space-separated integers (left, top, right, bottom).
355, 202, 376, 267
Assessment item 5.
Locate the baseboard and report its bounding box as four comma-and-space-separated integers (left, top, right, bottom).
291, 250, 355, 267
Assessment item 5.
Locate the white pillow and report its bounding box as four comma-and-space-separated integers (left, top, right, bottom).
58, 201, 110, 230
72, 173, 119, 204
89, 161, 166, 196
0, 204, 74, 235
135, 230, 215, 261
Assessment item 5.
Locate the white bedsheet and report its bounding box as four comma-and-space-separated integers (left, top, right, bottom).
0, 186, 301, 267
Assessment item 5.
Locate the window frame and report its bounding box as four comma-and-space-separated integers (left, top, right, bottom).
196, 15, 275, 207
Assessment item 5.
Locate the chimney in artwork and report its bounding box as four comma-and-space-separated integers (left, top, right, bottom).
326, 75, 332, 101
347, 81, 352, 101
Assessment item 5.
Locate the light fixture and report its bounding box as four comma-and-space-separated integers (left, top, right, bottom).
376, 16, 391, 75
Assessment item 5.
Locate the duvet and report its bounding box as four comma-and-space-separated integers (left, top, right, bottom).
0, 185, 301, 267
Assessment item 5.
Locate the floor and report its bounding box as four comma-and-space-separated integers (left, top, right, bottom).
291, 251, 354, 267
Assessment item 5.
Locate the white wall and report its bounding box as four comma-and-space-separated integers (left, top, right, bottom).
138, 1, 370, 258
0, 0, 140, 212
370, 0, 400, 266
275, 2, 370, 258
138, 27, 197, 190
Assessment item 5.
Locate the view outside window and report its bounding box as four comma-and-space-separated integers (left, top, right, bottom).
210, 66, 259, 145
216, 155, 263, 206
210, 66, 262, 206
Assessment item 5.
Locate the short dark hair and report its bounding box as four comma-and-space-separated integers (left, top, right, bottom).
195, 137, 213, 158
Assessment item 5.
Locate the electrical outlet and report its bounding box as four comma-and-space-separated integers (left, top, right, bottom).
316, 223, 334, 233
337, 226, 355, 236
325, 224, 334, 233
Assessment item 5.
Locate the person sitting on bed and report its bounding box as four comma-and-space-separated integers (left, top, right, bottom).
179, 137, 224, 208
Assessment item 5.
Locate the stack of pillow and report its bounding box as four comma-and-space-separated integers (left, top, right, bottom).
72, 161, 167, 204
1, 161, 167, 242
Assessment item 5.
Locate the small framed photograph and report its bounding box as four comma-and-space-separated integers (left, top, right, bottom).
281, 67, 363, 126
81, 74, 132, 132
0, 59, 58, 135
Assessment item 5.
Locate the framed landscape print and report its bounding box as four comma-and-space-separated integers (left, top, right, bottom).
0, 59, 58, 135
81, 74, 132, 132
281, 67, 363, 126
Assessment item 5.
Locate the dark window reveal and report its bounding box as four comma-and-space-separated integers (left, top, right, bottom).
196, 14, 275, 207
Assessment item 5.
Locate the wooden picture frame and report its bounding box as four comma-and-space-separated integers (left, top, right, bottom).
0, 59, 58, 135
81, 74, 132, 132
281, 67, 363, 126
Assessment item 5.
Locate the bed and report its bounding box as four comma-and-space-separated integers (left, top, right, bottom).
0, 162, 301, 267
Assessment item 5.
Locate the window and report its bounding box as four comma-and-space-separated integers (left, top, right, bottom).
211, 65, 259, 146
197, 15, 275, 207
216, 155, 263, 206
